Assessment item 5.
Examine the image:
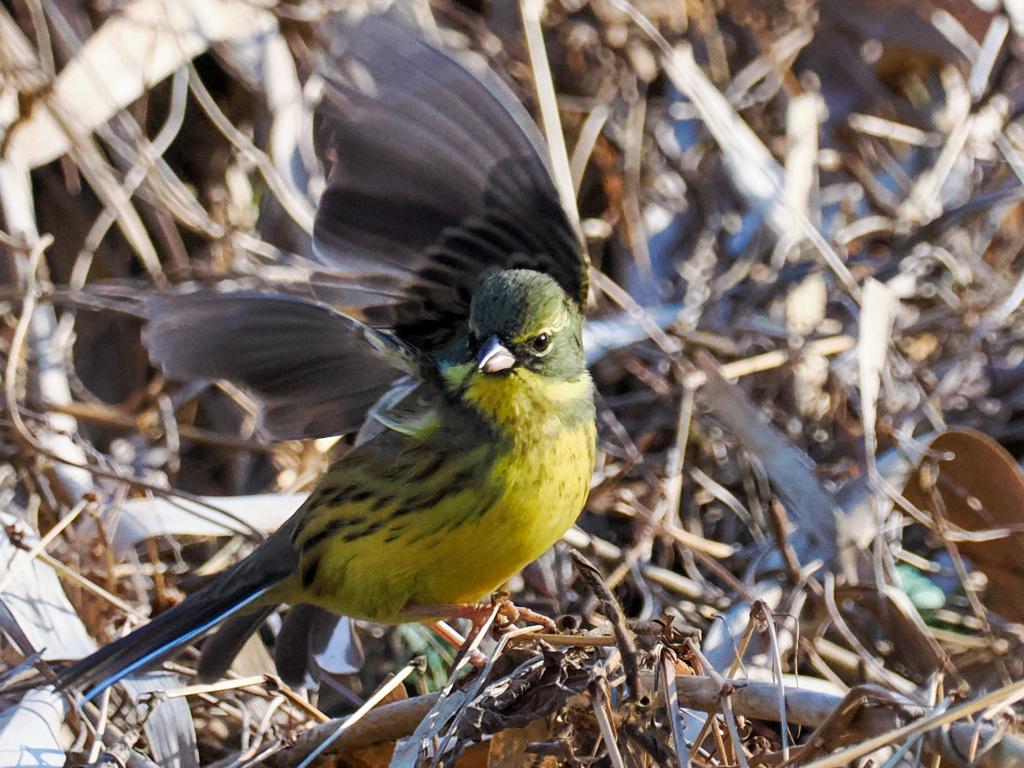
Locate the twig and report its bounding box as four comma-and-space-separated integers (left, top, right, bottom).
571, 551, 642, 699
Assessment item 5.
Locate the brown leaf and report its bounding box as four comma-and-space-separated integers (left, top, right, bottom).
487, 718, 556, 768
902, 429, 1024, 622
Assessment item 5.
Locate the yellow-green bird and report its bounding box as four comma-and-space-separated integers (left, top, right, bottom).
59, 13, 595, 699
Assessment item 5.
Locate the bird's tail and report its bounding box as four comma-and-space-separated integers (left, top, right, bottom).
58, 533, 297, 702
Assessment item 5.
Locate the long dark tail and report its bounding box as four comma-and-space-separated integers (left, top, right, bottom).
59, 533, 297, 702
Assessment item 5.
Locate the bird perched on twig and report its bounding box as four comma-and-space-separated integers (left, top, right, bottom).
58, 12, 595, 700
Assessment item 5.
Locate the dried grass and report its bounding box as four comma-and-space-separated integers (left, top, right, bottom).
3, 0, 1024, 766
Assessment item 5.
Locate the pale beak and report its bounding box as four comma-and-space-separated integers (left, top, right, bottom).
477, 335, 515, 373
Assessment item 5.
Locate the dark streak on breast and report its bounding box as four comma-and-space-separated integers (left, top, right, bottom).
301, 558, 320, 590
300, 516, 366, 551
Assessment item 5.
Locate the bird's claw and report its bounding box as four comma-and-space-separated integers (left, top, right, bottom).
488, 599, 557, 632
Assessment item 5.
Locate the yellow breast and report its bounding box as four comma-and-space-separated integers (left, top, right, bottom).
292, 367, 595, 622
461, 367, 593, 439
420, 368, 596, 603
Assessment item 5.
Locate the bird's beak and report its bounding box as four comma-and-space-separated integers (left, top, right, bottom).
477, 335, 515, 373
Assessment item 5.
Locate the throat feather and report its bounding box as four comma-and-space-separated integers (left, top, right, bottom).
462, 369, 592, 438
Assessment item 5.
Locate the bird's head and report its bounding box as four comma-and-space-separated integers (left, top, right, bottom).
466, 269, 585, 382
438, 269, 589, 431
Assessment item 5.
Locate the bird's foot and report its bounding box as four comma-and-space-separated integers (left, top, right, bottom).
406, 598, 556, 669
489, 599, 558, 632
416, 599, 554, 671
403, 598, 556, 633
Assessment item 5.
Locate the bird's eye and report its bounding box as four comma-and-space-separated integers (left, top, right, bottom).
531, 333, 551, 354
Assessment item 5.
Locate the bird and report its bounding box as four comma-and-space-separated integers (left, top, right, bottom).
57, 12, 595, 701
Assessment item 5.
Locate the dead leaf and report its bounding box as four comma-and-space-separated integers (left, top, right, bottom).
902, 429, 1024, 622
487, 718, 556, 768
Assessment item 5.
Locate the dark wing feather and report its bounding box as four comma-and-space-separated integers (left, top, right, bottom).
143, 291, 421, 440
312, 14, 587, 350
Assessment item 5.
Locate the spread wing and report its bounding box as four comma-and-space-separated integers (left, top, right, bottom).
311, 14, 588, 351
142, 291, 422, 440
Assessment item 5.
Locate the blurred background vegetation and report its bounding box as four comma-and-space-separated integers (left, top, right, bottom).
4, 0, 1024, 765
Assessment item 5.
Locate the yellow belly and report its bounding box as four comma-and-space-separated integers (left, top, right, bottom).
411, 418, 596, 606
291, 368, 596, 622
302, 419, 594, 621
